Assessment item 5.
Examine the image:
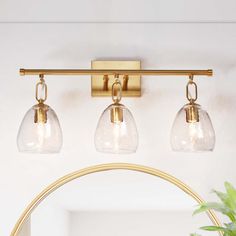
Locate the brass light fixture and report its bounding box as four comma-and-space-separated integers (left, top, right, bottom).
94, 75, 138, 154
170, 75, 215, 152
18, 61, 215, 154
17, 74, 63, 154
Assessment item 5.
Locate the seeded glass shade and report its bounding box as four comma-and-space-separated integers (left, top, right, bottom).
17, 104, 63, 153
95, 103, 138, 154
170, 104, 215, 152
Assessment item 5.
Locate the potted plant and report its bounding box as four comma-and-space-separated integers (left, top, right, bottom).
192, 182, 236, 236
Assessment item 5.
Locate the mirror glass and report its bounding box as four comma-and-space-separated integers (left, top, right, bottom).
18, 170, 215, 236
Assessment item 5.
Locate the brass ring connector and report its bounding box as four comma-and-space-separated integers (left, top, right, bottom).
112, 77, 122, 104
189, 74, 194, 83
39, 74, 45, 83
114, 74, 120, 83
186, 77, 198, 103
36, 75, 47, 103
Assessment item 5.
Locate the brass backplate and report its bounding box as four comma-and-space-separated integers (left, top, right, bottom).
91, 61, 141, 97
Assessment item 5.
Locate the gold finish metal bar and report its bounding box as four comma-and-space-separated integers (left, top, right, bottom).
20, 68, 213, 77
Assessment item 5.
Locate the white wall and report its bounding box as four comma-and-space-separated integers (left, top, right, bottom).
0, 1, 236, 235
1, 0, 236, 22
69, 211, 213, 236
31, 204, 70, 236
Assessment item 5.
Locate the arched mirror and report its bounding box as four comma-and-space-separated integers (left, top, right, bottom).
11, 163, 221, 236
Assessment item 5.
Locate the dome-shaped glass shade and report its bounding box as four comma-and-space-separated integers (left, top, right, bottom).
17, 103, 63, 153
170, 103, 215, 152
95, 103, 138, 154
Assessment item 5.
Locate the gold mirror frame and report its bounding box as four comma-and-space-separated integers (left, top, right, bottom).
11, 163, 222, 236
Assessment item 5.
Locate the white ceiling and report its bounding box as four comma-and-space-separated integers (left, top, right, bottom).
0, 0, 236, 22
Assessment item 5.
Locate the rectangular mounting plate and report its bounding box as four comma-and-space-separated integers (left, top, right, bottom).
91, 60, 141, 97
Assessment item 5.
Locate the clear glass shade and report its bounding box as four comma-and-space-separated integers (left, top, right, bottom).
170, 103, 215, 152
95, 103, 138, 154
17, 103, 63, 153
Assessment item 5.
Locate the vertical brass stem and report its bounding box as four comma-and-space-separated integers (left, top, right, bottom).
103, 75, 109, 91
122, 75, 129, 91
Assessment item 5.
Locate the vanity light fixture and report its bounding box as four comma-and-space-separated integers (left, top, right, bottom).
18, 61, 214, 154
170, 75, 215, 152
94, 75, 138, 154
17, 74, 63, 153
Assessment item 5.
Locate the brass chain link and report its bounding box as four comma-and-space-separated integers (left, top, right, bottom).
112, 74, 122, 104
35, 74, 47, 103
186, 75, 198, 103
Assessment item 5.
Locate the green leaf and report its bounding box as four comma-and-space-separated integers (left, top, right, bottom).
200, 225, 235, 236
193, 202, 235, 221
194, 202, 231, 214
213, 190, 236, 220
224, 222, 236, 234
190, 233, 201, 236
213, 190, 228, 204
225, 182, 236, 211
200, 226, 228, 232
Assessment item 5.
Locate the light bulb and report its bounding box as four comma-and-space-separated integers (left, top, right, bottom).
95, 103, 138, 154
17, 103, 63, 153
170, 103, 215, 152
112, 123, 124, 152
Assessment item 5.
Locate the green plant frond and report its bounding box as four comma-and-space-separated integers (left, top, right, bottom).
213, 190, 228, 204
190, 233, 201, 236
194, 202, 233, 215
200, 226, 228, 232
200, 225, 235, 236
225, 182, 236, 211
193, 182, 236, 236
212, 190, 236, 221
224, 222, 236, 233
194, 202, 236, 222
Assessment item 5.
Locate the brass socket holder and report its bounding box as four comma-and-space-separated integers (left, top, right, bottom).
185, 103, 199, 123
